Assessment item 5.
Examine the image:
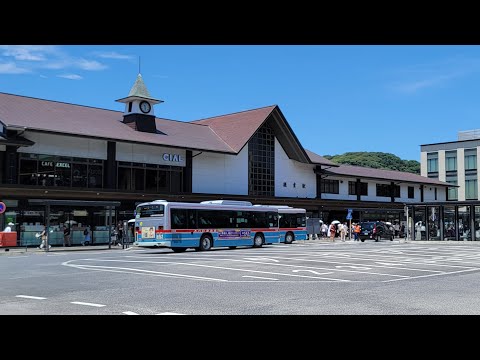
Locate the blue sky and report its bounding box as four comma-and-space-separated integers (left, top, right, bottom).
1, 45, 479, 161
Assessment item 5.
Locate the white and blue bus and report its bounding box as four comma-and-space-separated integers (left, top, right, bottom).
277, 206, 307, 243
134, 200, 280, 252
256, 205, 307, 243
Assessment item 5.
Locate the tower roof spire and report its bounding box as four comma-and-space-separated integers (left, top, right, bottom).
116, 73, 163, 104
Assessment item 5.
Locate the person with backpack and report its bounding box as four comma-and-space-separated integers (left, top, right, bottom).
82, 225, 91, 246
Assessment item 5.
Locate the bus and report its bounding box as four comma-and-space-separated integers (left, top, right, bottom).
255, 205, 307, 244
134, 200, 280, 252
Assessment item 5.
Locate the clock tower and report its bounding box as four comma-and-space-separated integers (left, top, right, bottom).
116, 73, 163, 133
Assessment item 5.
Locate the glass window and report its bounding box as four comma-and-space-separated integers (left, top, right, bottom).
133, 168, 145, 191
38, 156, 55, 186
427, 206, 440, 240
118, 167, 131, 190
321, 179, 339, 194
458, 206, 471, 241
72, 163, 88, 188
348, 181, 367, 195
465, 179, 478, 200
443, 206, 456, 240
248, 123, 275, 196
170, 170, 182, 193
408, 186, 414, 199
19, 159, 38, 185
55, 161, 71, 187
445, 151, 457, 171
88, 165, 103, 189
376, 184, 390, 197
145, 169, 158, 192
413, 207, 426, 240
171, 208, 189, 229
427, 152, 438, 173
475, 206, 480, 241
446, 177, 458, 201
464, 149, 477, 170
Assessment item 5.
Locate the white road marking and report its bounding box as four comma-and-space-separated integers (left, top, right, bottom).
292, 269, 333, 276
8, 256, 28, 258
242, 275, 278, 280
63, 260, 228, 282
335, 265, 371, 270
16, 295, 46, 300
156, 312, 185, 315
123, 311, 139, 315
383, 268, 480, 282
71, 301, 106, 307
244, 257, 279, 262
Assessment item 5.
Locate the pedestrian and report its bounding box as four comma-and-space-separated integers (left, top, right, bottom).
116, 221, 123, 246
3, 222, 14, 232
321, 223, 328, 238
329, 223, 336, 242
36, 226, 51, 249
401, 224, 406, 239
63, 224, 71, 247
354, 223, 361, 241
340, 222, 347, 241
82, 226, 91, 246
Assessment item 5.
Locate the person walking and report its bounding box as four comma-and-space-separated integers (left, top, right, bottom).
37, 226, 51, 249
63, 224, 71, 247
354, 223, 361, 241
3, 222, 14, 232
82, 226, 91, 246
340, 222, 347, 241
329, 223, 336, 242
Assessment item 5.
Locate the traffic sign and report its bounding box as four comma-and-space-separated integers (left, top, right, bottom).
346, 208, 353, 220
0, 202, 6, 214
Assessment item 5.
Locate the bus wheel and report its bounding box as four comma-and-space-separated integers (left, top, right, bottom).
285, 232, 294, 244
253, 233, 264, 248
172, 248, 187, 253
199, 235, 213, 251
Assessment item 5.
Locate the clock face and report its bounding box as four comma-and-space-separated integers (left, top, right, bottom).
139, 101, 151, 113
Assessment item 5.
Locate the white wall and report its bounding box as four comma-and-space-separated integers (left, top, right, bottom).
438, 150, 446, 182
116, 142, 186, 167
19, 132, 107, 159
420, 151, 427, 177
457, 148, 465, 201
275, 139, 316, 198
192, 147, 248, 195
0, 145, 5, 152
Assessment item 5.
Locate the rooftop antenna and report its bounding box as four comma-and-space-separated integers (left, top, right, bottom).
138, 56, 141, 74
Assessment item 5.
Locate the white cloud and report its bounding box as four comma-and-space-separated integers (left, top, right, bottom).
0, 45, 58, 61
75, 59, 107, 71
96, 51, 134, 60
390, 56, 480, 94
57, 74, 83, 80
0, 61, 30, 74
0, 45, 108, 75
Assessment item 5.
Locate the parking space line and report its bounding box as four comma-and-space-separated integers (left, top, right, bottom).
383, 268, 480, 282
242, 275, 278, 280
156, 312, 185, 315
123, 311, 139, 315
16, 295, 46, 300
71, 301, 106, 307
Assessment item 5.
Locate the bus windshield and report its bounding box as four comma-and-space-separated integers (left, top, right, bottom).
136, 204, 164, 218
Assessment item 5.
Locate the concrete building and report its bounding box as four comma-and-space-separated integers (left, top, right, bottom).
0, 74, 450, 246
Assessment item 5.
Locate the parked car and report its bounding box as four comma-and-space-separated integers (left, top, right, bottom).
359, 221, 394, 242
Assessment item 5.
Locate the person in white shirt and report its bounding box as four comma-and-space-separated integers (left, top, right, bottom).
3, 222, 14, 232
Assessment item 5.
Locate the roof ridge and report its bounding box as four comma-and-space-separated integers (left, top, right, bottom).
0, 91, 123, 114
192, 104, 277, 122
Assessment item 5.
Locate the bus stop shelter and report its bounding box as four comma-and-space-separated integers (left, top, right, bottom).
28, 199, 121, 251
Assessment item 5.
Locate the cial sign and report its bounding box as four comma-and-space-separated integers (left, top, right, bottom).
0, 202, 6, 214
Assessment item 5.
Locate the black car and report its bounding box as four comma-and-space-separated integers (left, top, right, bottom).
359, 221, 394, 242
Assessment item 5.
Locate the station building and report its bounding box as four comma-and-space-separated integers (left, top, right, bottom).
0, 74, 450, 246
413, 129, 480, 241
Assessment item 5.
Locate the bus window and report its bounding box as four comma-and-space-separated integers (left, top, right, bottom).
136, 204, 164, 218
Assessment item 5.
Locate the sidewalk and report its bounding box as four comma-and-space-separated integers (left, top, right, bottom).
0, 243, 131, 255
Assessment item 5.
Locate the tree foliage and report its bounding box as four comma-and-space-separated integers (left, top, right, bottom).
324, 152, 420, 174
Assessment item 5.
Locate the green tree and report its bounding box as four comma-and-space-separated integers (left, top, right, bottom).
325, 152, 420, 174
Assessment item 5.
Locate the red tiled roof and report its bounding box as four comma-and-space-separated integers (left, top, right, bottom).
192, 105, 276, 152
325, 164, 451, 186
304, 149, 338, 166
0, 92, 233, 153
